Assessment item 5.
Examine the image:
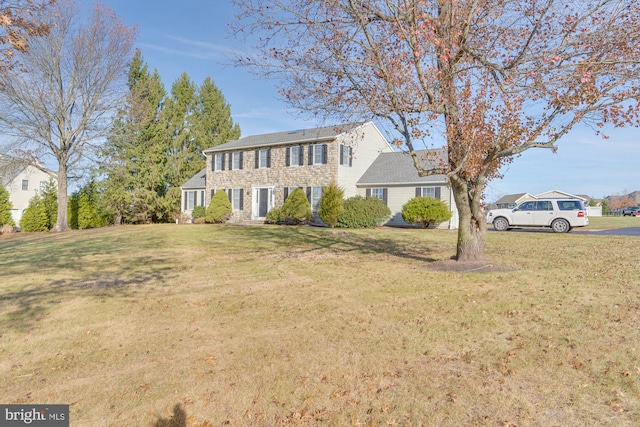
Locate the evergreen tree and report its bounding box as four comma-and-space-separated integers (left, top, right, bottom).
77, 191, 99, 229
41, 179, 58, 228
281, 188, 312, 224
0, 186, 15, 227
195, 77, 241, 149
20, 195, 49, 232
318, 182, 344, 228
206, 190, 232, 223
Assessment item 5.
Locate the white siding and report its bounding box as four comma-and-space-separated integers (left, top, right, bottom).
337, 122, 394, 198
4, 166, 56, 225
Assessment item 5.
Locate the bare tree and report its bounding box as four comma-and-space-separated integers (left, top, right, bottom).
0, 0, 136, 231
0, 0, 55, 72
232, 0, 640, 261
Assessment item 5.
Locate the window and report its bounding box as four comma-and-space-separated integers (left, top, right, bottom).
366, 188, 388, 205
340, 144, 352, 166
416, 186, 441, 199
213, 153, 225, 171
536, 200, 553, 211
39, 181, 47, 192
308, 144, 327, 165
22, 180, 28, 191
283, 186, 302, 202
228, 188, 244, 211
230, 152, 243, 170
286, 145, 304, 167
558, 200, 585, 210
255, 148, 271, 169
185, 191, 197, 210
307, 186, 323, 212
517, 201, 536, 211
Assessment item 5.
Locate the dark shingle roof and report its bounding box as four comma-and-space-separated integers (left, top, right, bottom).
494, 193, 529, 204
181, 168, 206, 189
203, 123, 364, 153
357, 149, 448, 185
0, 155, 28, 186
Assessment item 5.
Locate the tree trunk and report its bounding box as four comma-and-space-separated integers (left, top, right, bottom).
450, 178, 486, 262
54, 164, 69, 232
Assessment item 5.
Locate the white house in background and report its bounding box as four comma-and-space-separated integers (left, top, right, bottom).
181, 121, 459, 228
492, 190, 601, 216
0, 155, 57, 226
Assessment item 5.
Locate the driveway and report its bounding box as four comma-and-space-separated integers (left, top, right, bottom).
574, 227, 640, 237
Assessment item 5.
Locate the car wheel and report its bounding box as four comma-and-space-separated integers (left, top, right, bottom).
493, 217, 509, 231
551, 218, 570, 233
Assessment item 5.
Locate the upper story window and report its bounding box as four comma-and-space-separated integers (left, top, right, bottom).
340, 144, 352, 167
308, 144, 327, 165
416, 186, 441, 199
212, 153, 225, 171
230, 152, 243, 170
21, 180, 28, 191
286, 145, 304, 167
255, 148, 271, 169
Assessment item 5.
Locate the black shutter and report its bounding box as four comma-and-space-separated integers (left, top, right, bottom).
340, 144, 344, 165
227, 189, 232, 202
306, 187, 311, 202
286, 147, 290, 166
435, 187, 441, 199
308, 145, 313, 165
255, 150, 260, 169
416, 187, 421, 197
348, 146, 352, 167
200, 191, 204, 206
284, 187, 289, 201
382, 189, 388, 205
322, 144, 328, 164
183, 192, 187, 210
239, 189, 244, 211
366, 188, 371, 197
211, 156, 216, 171
239, 152, 243, 170
220, 154, 225, 171
210, 189, 215, 200
267, 148, 271, 168
228, 153, 233, 169
298, 145, 304, 166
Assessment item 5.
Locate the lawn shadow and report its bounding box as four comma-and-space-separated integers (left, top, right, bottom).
233, 224, 440, 263
153, 403, 187, 427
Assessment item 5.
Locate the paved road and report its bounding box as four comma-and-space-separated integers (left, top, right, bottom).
574, 227, 640, 237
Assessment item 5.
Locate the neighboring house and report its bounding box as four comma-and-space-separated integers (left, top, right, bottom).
491, 190, 601, 216
0, 155, 57, 226
181, 121, 459, 228
356, 149, 458, 228
492, 193, 536, 209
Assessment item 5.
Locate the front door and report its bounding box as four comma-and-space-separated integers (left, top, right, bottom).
252, 187, 274, 219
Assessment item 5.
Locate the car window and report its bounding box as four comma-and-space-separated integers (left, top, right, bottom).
517, 201, 535, 211
536, 201, 553, 211
557, 200, 584, 210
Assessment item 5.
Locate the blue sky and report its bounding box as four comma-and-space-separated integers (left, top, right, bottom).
97, 0, 639, 201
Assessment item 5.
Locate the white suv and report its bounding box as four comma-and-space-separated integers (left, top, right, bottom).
487, 199, 588, 233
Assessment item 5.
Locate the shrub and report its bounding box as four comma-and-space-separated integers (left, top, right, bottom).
318, 182, 344, 228
265, 206, 284, 224
401, 196, 452, 228
281, 188, 312, 224
192, 205, 206, 219
337, 196, 391, 228
20, 195, 50, 232
78, 191, 99, 229
206, 190, 232, 223
0, 186, 15, 228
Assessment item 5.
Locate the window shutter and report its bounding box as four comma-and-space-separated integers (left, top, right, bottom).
435, 187, 441, 199
366, 188, 371, 197
322, 144, 328, 164
306, 187, 311, 202
210, 189, 215, 200
416, 187, 421, 197
239, 152, 243, 169
183, 192, 187, 210
228, 153, 233, 169
340, 144, 344, 165
348, 146, 352, 167
308, 145, 313, 165
286, 147, 290, 166
255, 150, 260, 169
267, 148, 271, 168
382, 189, 388, 205
221, 154, 225, 171
298, 145, 304, 166
211, 156, 216, 171
200, 191, 204, 206
227, 189, 232, 202
239, 189, 244, 211
284, 187, 289, 201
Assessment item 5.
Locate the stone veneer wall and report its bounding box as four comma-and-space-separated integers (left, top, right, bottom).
205, 140, 341, 220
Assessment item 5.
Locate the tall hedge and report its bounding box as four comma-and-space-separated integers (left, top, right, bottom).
206, 190, 232, 223
20, 195, 50, 232
318, 182, 344, 228
337, 196, 391, 228
401, 197, 452, 228
0, 186, 15, 227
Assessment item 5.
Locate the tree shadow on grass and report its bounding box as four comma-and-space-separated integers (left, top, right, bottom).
153, 404, 187, 427
232, 224, 441, 263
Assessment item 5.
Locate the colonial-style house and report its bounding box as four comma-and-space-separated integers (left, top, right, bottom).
0, 155, 57, 226
181, 121, 459, 228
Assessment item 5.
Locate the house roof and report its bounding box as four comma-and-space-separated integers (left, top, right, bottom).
0, 155, 28, 186
494, 193, 533, 204
181, 168, 206, 189
357, 149, 448, 185
202, 122, 366, 153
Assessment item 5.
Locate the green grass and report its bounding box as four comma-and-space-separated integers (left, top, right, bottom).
587, 215, 640, 229
1, 224, 639, 426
